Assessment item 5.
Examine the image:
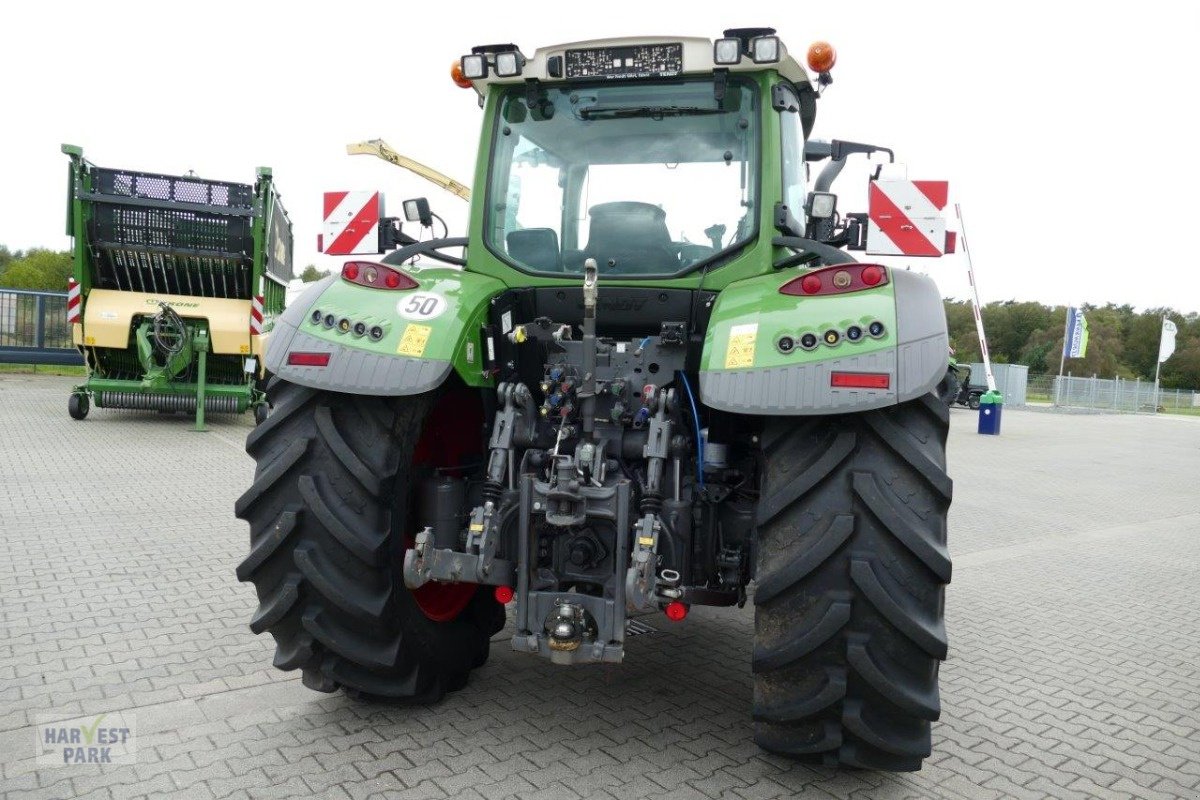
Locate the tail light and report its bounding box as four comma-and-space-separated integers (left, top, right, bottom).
780, 263, 888, 296
342, 261, 418, 290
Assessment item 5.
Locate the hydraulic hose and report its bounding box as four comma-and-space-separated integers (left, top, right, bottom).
678, 371, 704, 489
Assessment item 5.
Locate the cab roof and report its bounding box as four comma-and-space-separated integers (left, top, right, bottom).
465, 35, 812, 93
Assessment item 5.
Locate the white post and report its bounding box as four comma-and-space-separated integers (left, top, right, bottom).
955, 204, 996, 393
1154, 346, 1163, 414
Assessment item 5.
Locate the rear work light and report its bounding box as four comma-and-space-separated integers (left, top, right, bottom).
831, 372, 890, 389
287, 351, 331, 367
494, 51, 524, 77
751, 35, 781, 64
713, 37, 741, 65
342, 261, 418, 290
461, 53, 487, 79
780, 263, 889, 296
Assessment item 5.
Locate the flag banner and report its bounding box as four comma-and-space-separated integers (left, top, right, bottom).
1159, 319, 1178, 363
1065, 307, 1089, 358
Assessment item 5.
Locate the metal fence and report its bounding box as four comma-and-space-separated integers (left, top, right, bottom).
0, 288, 83, 366
1026, 373, 1200, 413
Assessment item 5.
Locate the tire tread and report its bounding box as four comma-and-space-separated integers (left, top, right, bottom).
753, 395, 951, 771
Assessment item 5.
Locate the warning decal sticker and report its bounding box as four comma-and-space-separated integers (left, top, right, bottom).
397, 324, 432, 357
724, 323, 758, 369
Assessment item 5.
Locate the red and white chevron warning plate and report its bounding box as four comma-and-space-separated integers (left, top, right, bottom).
867, 180, 950, 257
319, 191, 382, 256
67, 278, 82, 324
250, 295, 264, 335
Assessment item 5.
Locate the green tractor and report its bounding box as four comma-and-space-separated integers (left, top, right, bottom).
236, 28, 953, 771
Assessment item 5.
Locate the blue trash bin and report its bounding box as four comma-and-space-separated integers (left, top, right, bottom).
977, 391, 1003, 435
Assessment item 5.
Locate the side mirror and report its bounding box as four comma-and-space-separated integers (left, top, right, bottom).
402, 197, 432, 227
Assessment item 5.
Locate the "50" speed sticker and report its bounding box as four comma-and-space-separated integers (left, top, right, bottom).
397, 293, 448, 320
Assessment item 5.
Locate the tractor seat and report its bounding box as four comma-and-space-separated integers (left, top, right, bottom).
507, 228, 561, 272
584, 202, 677, 274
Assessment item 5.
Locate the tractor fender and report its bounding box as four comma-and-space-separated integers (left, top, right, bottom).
265, 267, 503, 395
698, 267, 947, 415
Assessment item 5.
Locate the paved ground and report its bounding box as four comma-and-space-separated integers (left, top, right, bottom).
1, 375, 1198, 799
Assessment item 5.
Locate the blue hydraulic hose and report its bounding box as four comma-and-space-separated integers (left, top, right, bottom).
678, 371, 704, 489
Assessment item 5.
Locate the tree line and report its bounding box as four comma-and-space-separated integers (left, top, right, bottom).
0, 245, 71, 291
947, 300, 1199, 389
3, 244, 1196, 387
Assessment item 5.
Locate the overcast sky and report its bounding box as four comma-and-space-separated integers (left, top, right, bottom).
3, 1, 1197, 312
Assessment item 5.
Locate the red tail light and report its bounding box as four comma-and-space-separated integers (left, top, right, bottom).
494, 586, 514, 604
341, 261, 418, 290
831, 371, 890, 389
780, 263, 889, 296
287, 351, 331, 367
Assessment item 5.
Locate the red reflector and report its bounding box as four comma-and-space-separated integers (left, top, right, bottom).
665, 601, 689, 622
944, 231, 957, 254
831, 371, 890, 389
494, 585, 514, 604
861, 265, 884, 286
287, 351, 331, 367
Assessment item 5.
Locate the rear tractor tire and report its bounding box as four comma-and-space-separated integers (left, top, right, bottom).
234, 379, 504, 702
69, 392, 89, 420
753, 393, 952, 771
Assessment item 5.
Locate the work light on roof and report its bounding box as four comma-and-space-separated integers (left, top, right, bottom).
713, 37, 741, 65
751, 35, 781, 64
807, 192, 837, 220
461, 54, 487, 80
495, 51, 524, 77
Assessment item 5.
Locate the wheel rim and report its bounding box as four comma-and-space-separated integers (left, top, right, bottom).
408, 388, 482, 623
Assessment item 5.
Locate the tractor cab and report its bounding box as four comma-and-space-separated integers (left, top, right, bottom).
462, 33, 809, 278
451, 31, 858, 284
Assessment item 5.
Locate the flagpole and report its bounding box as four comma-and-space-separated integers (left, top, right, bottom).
1058, 307, 1070, 378
1153, 315, 1164, 413
1056, 306, 1072, 405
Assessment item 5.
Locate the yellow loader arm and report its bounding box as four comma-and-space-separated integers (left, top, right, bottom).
346, 139, 471, 202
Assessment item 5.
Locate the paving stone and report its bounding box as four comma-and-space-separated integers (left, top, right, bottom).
2, 378, 1200, 800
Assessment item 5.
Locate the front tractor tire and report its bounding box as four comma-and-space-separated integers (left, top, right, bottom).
753, 393, 952, 771
234, 380, 504, 702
